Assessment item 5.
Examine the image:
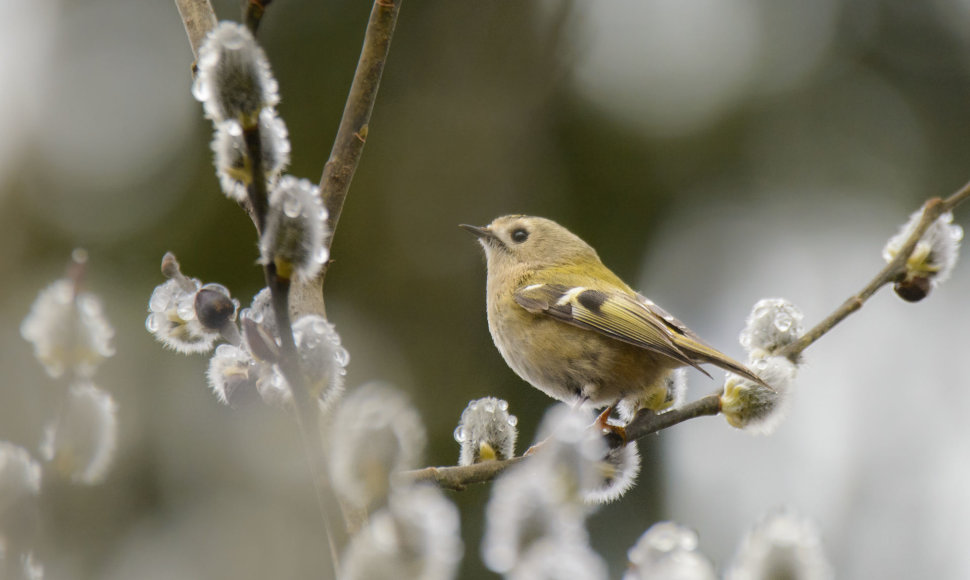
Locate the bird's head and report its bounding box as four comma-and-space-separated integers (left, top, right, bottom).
460, 215, 599, 273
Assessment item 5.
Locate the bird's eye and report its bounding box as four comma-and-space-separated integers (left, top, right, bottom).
511, 228, 529, 243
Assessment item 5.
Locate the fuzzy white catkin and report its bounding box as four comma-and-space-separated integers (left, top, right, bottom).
725, 508, 833, 580
624, 522, 717, 580
212, 110, 290, 202
240, 287, 277, 339
720, 356, 798, 435
583, 436, 641, 505
292, 315, 348, 411
259, 176, 329, 281
328, 383, 426, 511
454, 397, 517, 465
191, 21, 279, 125
40, 382, 118, 485
0, 443, 41, 518
483, 405, 605, 573
206, 344, 257, 406
533, 405, 609, 499
507, 537, 608, 580
883, 209, 963, 286
21, 278, 115, 378
340, 485, 463, 580
482, 464, 591, 574
739, 298, 804, 357
146, 277, 220, 354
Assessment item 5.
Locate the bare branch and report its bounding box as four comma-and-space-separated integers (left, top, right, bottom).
623, 394, 722, 443
174, 0, 217, 61
400, 457, 527, 491
244, 0, 273, 35
777, 181, 970, 360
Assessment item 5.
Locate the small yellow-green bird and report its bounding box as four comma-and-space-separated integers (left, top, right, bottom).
461, 215, 767, 418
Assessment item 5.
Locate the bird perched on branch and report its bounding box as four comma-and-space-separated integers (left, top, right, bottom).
461, 215, 768, 423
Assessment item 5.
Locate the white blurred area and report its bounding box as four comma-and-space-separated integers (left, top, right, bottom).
2, 0, 196, 241
641, 194, 970, 577
569, 0, 840, 136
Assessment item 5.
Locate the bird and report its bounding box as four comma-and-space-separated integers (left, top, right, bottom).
461, 215, 768, 423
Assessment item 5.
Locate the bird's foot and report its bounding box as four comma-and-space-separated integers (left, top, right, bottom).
593, 406, 627, 449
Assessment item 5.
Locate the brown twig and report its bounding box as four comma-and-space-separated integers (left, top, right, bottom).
316, 0, 402, 289
623, 394, 723, 442
244, 0, 273, 35
777, 181, 970, 360
174, 0, 217, 61
400, 457, 528, 491
398, 395, 722, 489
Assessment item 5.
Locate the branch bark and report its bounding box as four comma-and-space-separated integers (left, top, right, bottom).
174, 0, 217, 61
777, 181, 970, 360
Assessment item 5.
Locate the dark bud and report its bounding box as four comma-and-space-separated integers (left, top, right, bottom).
160, 252, 181, 279
196, 287, 238, 330
894, 276, 931, 303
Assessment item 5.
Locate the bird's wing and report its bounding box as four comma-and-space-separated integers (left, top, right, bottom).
513, 283, 708, 374
515, 283, 771, 388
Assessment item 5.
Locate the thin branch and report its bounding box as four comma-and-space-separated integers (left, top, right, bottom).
174, 0, 217, 62
263, 267, 343, 571
399, 395, 722, 490
244, 0, 273, 35
777, 181, 970, 360
401, 457, 527, 492
316, 0, 402, 287
623, 394, 722, 443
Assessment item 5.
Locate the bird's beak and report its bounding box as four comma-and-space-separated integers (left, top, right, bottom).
459, 223, 495, 241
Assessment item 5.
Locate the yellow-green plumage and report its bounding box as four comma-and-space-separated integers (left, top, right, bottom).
462, 215, 767, 410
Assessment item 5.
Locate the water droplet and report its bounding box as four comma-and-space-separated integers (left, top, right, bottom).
198, 49, 219, 68
774, 316, 792, 332
315, 247, 329, 264
249, 311, 264, 325
282, 195, 301, 218
225, 121, 243, 137
145, 314, 159, 332
507, 416, 518, 427
191, 79, 210, 102
177, 297, 196, 321
148, 296, 166, 315
222, 31, 246, 50
77, 295, 100, 316
498, 400, 508, 412
334, 347, 350, 367
484, 400, 496, 413
453, 426, 465, 442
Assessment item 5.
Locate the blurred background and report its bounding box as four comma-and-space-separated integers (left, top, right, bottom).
2, 0, 970, 577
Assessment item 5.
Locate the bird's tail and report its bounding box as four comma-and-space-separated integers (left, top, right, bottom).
674, 334, 772, 389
